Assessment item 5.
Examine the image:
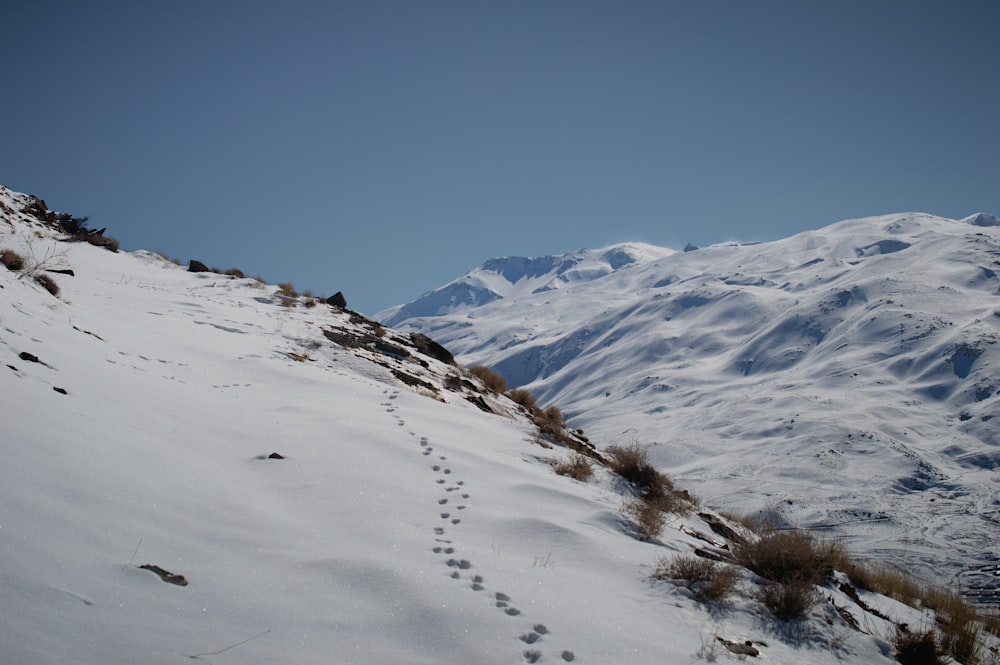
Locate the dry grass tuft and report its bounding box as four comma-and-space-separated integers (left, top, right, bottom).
627, 498, 666, 540
652, 554, 739, 601
1, 248, 26, 271
734, 529, 845, 620
757, 576, 820, 620
553, 454, 593, 482
277, 282, 299, 298
34, 273, 60, 296
467, 365, 508, 394
734, 529, 844, 587
508, 388, 538, 410
894, 628, 941, 665
606, 443, 674, 499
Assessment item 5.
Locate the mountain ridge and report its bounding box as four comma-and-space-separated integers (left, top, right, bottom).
381, 211, 1000, 582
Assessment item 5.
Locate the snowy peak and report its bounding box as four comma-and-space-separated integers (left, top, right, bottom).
963, 211, 1000, 227
378, 242, 674, 325
386, 210, 1000, 582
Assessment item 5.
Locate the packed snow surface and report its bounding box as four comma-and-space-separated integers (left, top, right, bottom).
381, 213, 1000, 585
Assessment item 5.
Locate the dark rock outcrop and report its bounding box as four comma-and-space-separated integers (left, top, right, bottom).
410, 333, 455, 366
327, 291, 347, 308
188, 260, 210, 273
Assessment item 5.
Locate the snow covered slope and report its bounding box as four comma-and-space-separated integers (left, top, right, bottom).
380, 213, 1000, 583
4, 184, 958, 664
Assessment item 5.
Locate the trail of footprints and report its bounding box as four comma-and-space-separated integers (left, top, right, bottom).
381, 389, 576, 663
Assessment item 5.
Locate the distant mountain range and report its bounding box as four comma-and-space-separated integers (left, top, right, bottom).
380, 211, 1000, 580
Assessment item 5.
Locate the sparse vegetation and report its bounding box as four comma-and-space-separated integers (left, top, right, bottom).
758, 576, 819, 620
1, 248, 26, 271
467, 365, 508, 394
894, 627, 940, 665
733, 529, 845, 620
606, 443, 674, 499
34, 273, 60, 296
652, 554, 739, 601
734, 529, 844, 587
277, 282, 299, 298
627, 498, 666, 540
508, 388, 538, 410
553, 453, 593, 482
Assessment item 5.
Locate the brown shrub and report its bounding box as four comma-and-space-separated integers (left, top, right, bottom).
467, 365, 508, 394
224, 268, 246, 278
758, 576, 819, 620
34, 273, 60, 296
1, 249, 26, 271
508, 388, 538, 410
303, 298, 317, 308
536, 405, 567, 437
894, 628, 940, 665
606, 443, 673, 499
277, 282, 299, 298
734, 529, 844, 586
652, 555, 740, 601
627, 498, 665, 540
553, 454, 593, 482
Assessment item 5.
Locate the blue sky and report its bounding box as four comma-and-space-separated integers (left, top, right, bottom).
3, 1, 998, 315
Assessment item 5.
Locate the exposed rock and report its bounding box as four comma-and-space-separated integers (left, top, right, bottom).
46, 268, 75, 276
188, 260, 210, 273
139, 564, 188, 586
267, 452, 285, 459
698, 512, 746, 544
391, 369, 436, 392
52, 387, 68, 395
327, 291, 347, 308
684, 243, 699, 252
410, 333, 455, 365
717, 638, 759, 657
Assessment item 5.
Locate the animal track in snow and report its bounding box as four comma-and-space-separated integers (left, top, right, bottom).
523, 650, 541, 663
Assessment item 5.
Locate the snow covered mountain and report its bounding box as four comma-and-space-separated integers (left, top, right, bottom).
4, 183, 998, 665
379, 213, 1000, 584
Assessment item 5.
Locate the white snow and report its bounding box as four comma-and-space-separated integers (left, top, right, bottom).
380, 212, 1000, 589
0, 185, 992, 664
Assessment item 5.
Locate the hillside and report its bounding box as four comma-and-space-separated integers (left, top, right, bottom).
380, 213, 1000, 589
3, 183, 997, 664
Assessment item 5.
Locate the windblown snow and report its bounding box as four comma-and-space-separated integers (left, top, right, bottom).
2, 184, 996, 664
380, 213, 1000, 586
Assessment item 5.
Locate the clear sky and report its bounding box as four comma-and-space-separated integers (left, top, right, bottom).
3, 1, 998, 315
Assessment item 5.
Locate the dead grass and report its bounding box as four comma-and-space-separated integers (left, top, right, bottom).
1, 248, 26, 271
277, 282, 299, 298
467, 365, 508, 394
734, 529, 845, 586
894, 627, 941, 665
758, 576, 820, 620
652, 554, 739, 601
508, 388, 538, 410
34, 273, 60, 296
627, 498, 666, 540
553, 454, 593, 482
605, 443, 674, 499
734, 529, 845, 620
